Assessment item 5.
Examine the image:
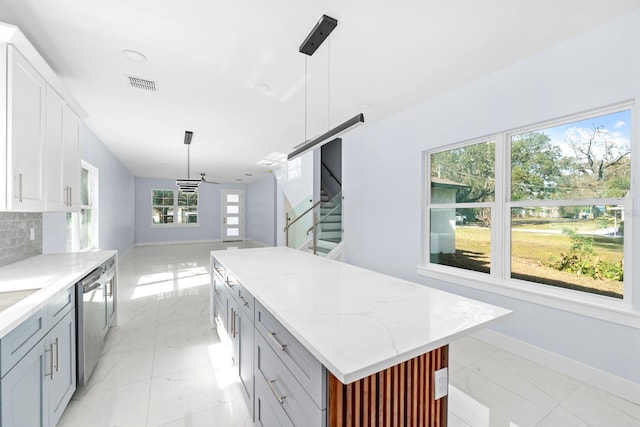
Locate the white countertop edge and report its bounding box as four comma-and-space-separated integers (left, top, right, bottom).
0, 250, 117, 338
335, 311, 513, 384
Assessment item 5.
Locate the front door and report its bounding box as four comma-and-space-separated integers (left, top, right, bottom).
222, 189, 244, 242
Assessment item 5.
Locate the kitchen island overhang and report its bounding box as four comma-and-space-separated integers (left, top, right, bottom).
211, 246, 512, 426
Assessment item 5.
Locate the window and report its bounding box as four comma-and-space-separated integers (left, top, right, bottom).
425, 105, 631, 302
66, 162, 98, 251
429, 140, 495, 274
152, 190, 198, 225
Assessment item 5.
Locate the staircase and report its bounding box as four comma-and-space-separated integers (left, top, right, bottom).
309, 189, 342, 257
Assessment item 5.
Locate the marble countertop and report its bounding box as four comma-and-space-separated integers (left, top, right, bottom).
211, 247, 512, 384
0, 251, 117, 338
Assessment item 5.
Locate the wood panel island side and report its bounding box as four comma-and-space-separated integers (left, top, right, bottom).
210, 247, 511, 427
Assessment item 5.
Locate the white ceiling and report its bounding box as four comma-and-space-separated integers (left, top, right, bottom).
1, 1, 638, 183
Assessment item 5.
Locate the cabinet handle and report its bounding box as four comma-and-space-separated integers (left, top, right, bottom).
18, 173, 23, 203
46, 343, 55, 380
214, 289, 221, 296
267, 379, 286, 404
268, 332, 286, 351
232, 309, 238, 338
68, 186, 72, 206
226, 279, 235, 288
239, 295, 249, 306
54, 337, 60, 372
230, 308, 235, 337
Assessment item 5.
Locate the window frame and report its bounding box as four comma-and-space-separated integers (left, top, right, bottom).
420, 103, 637, 328
66, 160, 99, 252
150, 189, 199, 227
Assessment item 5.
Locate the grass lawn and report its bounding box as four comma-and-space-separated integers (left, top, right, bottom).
431, 222, 624, 298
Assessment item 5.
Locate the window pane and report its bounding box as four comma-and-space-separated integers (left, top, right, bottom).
81, 168, 90, 206
511, 110, 630, 201
430, 141, 495, 203
227, 217, 239, 225
153, 207, 173, 224
429, 208, 490, 274
178, 192, 197, 207
227, 194, 239, 203
227, 205, 239, 214
177, 207, 198, 223
227, 227, 239, 237
510, 205, 624, 298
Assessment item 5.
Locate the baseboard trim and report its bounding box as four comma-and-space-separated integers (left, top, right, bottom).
473, 329, 640, 405
136, 239, 221, 247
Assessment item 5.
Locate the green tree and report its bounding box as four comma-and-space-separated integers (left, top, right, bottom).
430, 141, 495, 203
511, 132, 566, 201
564, 125, 630, 198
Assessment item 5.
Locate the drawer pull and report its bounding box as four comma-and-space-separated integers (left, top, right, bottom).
239, 295, 249, 306
54, 337, 60, 372
269, 332, 287, 351
215, 289, 221, 296
226, 279, 236, 288
268, 379, 286, 404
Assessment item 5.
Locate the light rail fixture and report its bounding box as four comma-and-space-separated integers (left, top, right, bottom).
288, 15, 365, 161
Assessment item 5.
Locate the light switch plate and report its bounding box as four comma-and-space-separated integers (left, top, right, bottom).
434, 367, 448, 400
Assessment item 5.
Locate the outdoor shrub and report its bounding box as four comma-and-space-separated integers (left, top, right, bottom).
551, 229, 623, 281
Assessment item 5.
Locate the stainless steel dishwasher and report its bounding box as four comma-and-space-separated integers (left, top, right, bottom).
76, 257, 116, 387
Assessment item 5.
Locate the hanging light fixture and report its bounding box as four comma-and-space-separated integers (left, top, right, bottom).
176, 131, 200, 193
288, 15, 365, 161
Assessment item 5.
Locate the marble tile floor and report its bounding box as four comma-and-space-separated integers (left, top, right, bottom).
58, 242, 640, 427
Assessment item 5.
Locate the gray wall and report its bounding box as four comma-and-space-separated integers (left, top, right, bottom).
342, 11, 640, 383
246, 174, 276, 246
135, 177, 247, 244
43, 123, 136, 256
0, 212, 42, 266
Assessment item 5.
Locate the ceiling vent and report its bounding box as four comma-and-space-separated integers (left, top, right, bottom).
126, 75, 158, 92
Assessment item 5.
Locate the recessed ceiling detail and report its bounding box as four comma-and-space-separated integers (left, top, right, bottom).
127, 75, 158, 92
122, 49, 147, 62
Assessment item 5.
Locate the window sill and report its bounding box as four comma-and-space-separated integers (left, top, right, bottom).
150, 223, 199, 228
416, 265, 640, 329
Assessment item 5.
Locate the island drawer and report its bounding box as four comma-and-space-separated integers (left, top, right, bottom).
47, 287, 75, 326
211, 260, 226, 281
255, 332, 325, 427
0, 306, 48, 377
255, 367, 294, 427
224, 272, 254, 322
255, 301, 326, 409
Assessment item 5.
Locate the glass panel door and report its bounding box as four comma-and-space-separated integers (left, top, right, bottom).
222, 189, 244, 242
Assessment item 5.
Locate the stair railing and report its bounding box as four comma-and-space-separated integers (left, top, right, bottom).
307, 193, 342, 255
284, 200, 321, 247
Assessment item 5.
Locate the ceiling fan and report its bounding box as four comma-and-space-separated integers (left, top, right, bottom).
199, 173, 220, 185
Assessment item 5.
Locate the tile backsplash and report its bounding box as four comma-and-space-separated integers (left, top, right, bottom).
0, 212, 43, 267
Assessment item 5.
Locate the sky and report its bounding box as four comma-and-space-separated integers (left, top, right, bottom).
531, 109, 631, 157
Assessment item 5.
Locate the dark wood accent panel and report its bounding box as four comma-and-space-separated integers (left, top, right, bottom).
328, 345, 448, 427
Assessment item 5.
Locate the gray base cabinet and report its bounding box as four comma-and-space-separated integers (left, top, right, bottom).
0, 337, 47, 426
0, 291, 76, 427
211, 256, 326, 426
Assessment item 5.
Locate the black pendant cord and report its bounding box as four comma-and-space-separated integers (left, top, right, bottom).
187, 144, 191, 179
305, 56, 308, 143
327, 35, 331, 132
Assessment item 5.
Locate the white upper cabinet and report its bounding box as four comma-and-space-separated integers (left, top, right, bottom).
45, 85, 80, 212
3, 45, 46, 211
62, 105, 80, 211
0, 23, 85, 213
45, 85, 65, 211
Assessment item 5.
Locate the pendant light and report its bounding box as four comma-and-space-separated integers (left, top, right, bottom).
176, 131, 200, 193
288, 15, 365, 161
